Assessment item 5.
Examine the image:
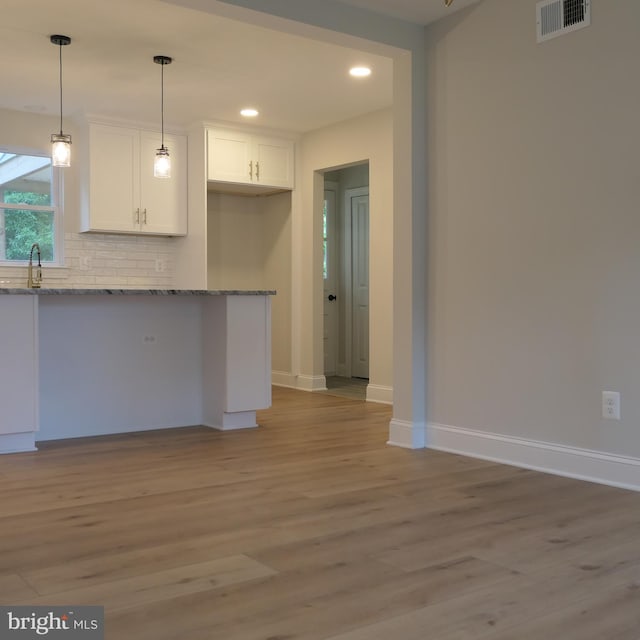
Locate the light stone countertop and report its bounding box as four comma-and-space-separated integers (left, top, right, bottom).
0, 288, 276, 296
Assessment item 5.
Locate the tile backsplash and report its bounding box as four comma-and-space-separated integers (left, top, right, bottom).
0, 232, 176, 289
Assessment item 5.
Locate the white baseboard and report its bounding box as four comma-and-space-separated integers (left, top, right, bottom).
271, 371, 298, 389
271, 372, 327, 392
272, 372, 392, 402
388, 419, 427, 449
295, 375, 327, 392
205, 411, 258, 431
428, 422, 640, 492
0, 432, 38, 454
366, 384, 393, 405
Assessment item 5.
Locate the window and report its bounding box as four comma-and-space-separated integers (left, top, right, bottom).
323, 198, 328, 280
0, 151, 61, 263
323, 185, 337, 282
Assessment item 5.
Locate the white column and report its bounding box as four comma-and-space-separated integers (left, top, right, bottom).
202, 295, 272, 430
388, 48, 429, 449
0, 296, 38, 453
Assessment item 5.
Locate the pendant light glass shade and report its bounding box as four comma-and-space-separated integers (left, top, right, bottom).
51, 133, 71, 167
154, 146, 171, 178
153, 55, 172, 179
50, 35, 72, 168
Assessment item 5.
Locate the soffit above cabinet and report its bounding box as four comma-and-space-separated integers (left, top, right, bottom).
206, 182, 290, 197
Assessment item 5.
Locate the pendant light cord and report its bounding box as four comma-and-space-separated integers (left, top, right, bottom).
58, 42, 63, 135
160, 61, 165, 149
153, 55, 171, 152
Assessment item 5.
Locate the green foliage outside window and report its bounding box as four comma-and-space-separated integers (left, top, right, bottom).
323, 199, 328, 280
3, 191, 54, 261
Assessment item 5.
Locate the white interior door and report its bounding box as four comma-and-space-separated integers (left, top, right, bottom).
351, 192, 369, 379
323, 184, 338, 375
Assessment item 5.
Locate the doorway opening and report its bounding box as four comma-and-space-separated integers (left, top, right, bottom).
322, 162, 370, 400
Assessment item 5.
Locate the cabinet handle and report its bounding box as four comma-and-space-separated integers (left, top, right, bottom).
142, 208, 147, 224
249, 161, 253, 180
135, 208, 140, 224
256, 161, 260, 181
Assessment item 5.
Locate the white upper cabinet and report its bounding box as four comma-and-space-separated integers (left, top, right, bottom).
82, 123, 187, 235
207, 130, 253, 185
254, 137, 294, 188
139, 131, 187, 235
207, 128, 294, 191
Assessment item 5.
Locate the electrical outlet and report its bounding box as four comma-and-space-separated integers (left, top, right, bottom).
142, 335, 157, 345
155, 259, 167, 273
602, 391, 621, 420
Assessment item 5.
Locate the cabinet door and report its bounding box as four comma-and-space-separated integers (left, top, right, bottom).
207, 129, 253, 185
254, 136, 294, 189
86, 124, 139, 232
139, 131, 187, 235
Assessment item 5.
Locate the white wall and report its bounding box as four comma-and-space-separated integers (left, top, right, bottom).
0, 108, 177, 289
207, 190, 292, 374
207, 193, 264, 289
425, 0, 640, 487
263, 192, 293, 375
299, 109, 393, 396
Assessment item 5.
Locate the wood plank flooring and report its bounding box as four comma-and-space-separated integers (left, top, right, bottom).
1, 387, 639, 639
318, 377, 367, 401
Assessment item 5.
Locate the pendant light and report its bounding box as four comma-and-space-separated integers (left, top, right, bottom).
445, 0, 454, 5
153, 55, 172, 179
50, 34, 72, 168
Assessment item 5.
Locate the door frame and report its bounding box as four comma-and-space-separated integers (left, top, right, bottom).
323, 181, 339, 376
341, 186, 369, 379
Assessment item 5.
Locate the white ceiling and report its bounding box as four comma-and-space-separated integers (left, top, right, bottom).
337, 0, 481, 25
0, 0, 475, 134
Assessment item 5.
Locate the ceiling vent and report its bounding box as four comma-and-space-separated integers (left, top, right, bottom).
536, 0, 591, 43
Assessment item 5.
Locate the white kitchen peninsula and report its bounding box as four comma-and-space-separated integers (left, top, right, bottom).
0, 289, 273, 453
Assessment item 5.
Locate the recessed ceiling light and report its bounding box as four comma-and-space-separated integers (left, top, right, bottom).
349, 66, 372, 78
241, 108, 259, 117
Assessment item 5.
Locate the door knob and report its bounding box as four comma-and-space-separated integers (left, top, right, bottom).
328, 294, 337, 301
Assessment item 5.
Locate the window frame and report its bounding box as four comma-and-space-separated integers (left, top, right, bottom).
0, 147, 64, 267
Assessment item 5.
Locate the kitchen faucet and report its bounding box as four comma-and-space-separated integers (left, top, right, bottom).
27, 243, 42, 289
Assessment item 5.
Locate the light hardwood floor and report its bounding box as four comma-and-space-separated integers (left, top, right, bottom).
1, 387, 639, 639
319, 376, 368, 401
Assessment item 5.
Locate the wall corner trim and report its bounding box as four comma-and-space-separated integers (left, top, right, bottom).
0, 432, 37, 455
271, 371, 298, 389
272, 373, 327, 392
427, 422, 640, 492
366, 384, 393, 405
295, 375, 327, 392
388, 419, 427, 449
